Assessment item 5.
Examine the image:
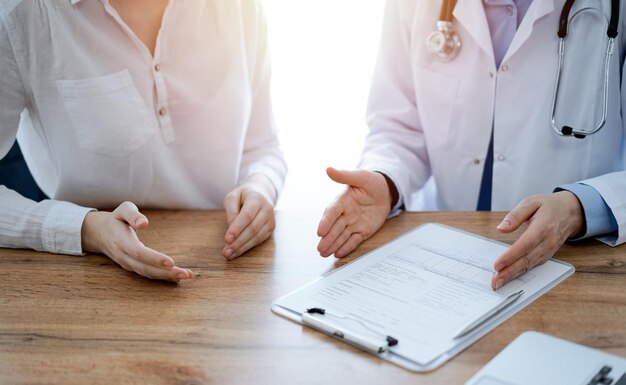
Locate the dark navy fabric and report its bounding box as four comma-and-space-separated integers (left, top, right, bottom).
477, 131, 494, 211
0, 141, 47, 202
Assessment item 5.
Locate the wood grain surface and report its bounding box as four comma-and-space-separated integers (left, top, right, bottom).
0, 211, 624, 385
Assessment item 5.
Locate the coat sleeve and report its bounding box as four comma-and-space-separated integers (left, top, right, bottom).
577, 21, 626, 247
0, 17, 93, 255
358, 0, 431, 208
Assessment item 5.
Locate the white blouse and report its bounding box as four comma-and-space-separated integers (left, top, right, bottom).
0, 0, 286, 255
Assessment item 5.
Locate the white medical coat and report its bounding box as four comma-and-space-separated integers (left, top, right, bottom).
359, 0, 626, 245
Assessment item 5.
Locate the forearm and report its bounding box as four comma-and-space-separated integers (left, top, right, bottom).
0, 186, 94, 255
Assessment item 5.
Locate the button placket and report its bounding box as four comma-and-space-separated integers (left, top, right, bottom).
151, 1, 176, 144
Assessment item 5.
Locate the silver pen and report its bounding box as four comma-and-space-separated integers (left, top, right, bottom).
453, 289, 525, 339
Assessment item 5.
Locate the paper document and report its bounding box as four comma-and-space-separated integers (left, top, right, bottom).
273, 223, 573, 368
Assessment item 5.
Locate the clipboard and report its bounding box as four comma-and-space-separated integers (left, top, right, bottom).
465, 332, 626, 385
272, 223, 575, 372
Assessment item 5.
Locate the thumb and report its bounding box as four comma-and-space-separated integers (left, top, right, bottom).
497, 198, 540, 233
114, 201, 149, 230
326, 167, 369, 188
223, 189, 243, 226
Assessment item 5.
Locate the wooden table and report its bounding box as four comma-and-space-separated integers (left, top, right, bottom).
1, 211, 624, 384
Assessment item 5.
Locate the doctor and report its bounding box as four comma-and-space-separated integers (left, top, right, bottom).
317, 0, 625, 289
0, 0, 286, 281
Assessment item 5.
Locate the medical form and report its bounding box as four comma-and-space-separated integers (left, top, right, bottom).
273, 223, 574, 371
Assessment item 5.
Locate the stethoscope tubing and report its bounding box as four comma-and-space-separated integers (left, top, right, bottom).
551, 0, 619, 138
430, 0, 620, 138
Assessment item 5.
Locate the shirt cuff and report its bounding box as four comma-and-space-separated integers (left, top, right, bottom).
555, 183, 618, 240
372, 170, 404, 218
241, 165, 286, 200
42, 201, 96, 255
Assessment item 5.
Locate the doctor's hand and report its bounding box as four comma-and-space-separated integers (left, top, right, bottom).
223, 174, 277, 260
81, 201, 193, 282
491, 191, 584, 290
317, 167, 396, 258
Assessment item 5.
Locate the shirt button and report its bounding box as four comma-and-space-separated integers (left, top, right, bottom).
497, 155, 506, 161
473, 158, 481, 165
154, 63, 161, 72
489, 72, 495, 78
158, 107, 167, 116
501, 64, 509, 72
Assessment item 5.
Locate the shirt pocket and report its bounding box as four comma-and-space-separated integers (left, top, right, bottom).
413, 66, 460, 147
57, 69, 156, 157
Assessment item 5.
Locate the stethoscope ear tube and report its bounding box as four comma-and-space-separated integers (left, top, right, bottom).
608, 0, 619, 38
558, 0, 577, 38
559, 0, 619, 39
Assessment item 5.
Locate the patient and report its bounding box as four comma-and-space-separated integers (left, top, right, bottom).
0, 0, 286, 282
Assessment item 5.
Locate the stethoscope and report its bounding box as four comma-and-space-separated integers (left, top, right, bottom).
552, 0, 619, 138
426, 0, 621, 139
426, 0, 461, 61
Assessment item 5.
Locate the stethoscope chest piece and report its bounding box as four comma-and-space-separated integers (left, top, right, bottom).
426, 21, 462, 61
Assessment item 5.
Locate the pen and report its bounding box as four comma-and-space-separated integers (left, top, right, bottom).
453, 289, 524, 339
302, 308, 398, 354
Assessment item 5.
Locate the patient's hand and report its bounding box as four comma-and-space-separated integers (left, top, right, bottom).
81, 201, 193, 282
223, 174, 276, 260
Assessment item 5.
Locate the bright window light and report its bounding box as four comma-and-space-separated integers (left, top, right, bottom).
264, 0, 386, 211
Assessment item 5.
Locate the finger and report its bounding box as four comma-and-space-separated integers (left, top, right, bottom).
224, 198, 262, 245
224, 190, 242, 226
323, 228, 352, 258
119, 253, 192, 282
317, 201, 344, 237
334, 233, 365, 259
113, 201, 149, 230
497, 197, 541, 233
494, 223, 545, 272
227, 222, 273, 260
326, 167, 368, 188
491, 243, 548, 289
125, 242, 176, 269
317, 215, 347, 255
223, 206, 271, 259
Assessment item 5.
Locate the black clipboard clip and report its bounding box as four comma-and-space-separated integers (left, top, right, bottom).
302, 307, 399, 354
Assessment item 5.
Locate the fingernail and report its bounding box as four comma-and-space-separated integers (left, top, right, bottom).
226, 233, 235, 243
162, 259, 174, 268
495, 279, 504, 290
497, 220, 511, 230
186, 269, 193, 278
176, 272, 188, 280
224, 248, 233, 258
135, 217, 146, 226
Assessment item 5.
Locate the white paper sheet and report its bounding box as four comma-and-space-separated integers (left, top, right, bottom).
274, 223, 573, 365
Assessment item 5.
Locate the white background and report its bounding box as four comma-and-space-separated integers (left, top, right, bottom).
263, 0, 386, 212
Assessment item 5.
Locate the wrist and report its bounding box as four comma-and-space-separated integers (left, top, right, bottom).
244, 174, 277, 204
375, 172, 399, 210
81, 211, 107, 253
557, 191, 585, 237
